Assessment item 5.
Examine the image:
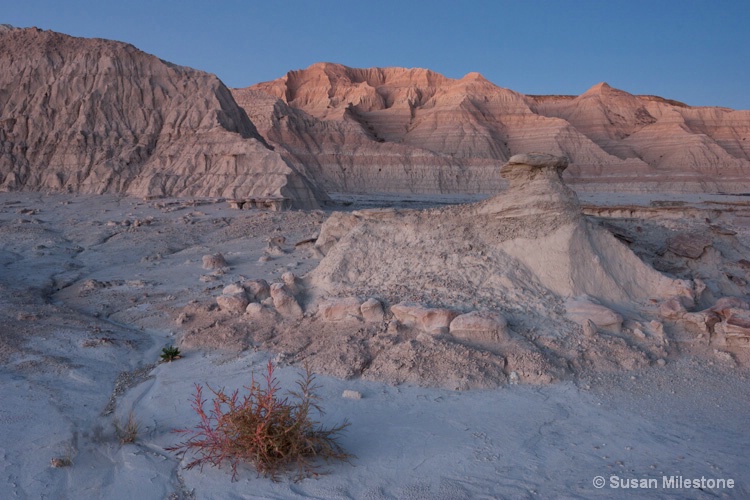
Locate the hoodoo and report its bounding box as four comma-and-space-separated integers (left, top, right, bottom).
198, 152, 736, 388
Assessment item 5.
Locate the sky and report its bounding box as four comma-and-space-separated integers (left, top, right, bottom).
3, 0, 750, 109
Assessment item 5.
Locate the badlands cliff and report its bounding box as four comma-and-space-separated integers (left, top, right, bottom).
0, 27, 324, 207
2, 27, 749, 202
236, 63, 750, 195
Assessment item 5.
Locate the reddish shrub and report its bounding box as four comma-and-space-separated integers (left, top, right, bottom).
167, 361, 351, 481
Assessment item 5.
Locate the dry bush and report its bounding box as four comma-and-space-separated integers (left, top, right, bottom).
50, 457, 72, 468
114, 410, 140, 444
167, 361, 351, 481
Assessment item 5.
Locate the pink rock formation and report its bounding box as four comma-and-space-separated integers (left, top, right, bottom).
4, 26, 747, 200
236, 63, 750, 194
0, 27, 325, 207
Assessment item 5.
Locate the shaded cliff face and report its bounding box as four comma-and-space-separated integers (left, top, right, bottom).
236, 63, 750, 194
0, 28, 324, 207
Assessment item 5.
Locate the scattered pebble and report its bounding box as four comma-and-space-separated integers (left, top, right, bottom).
342, 390, 362, 400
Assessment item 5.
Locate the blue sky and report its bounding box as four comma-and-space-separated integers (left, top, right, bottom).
4, 0, 749, 109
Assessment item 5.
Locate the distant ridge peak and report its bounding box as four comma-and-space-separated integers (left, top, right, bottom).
580, 82, 640, 101
585, 82, 613, 94
461, 71, 489, 82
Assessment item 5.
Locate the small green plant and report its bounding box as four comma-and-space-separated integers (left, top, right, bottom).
167, 361, 351, 481
161, 345, 182, 362
114, 410, 140, 444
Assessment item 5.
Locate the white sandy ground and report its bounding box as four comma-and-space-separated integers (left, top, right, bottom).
1, 192, 749, 499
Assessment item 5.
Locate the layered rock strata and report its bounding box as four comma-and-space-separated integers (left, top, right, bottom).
237, 63, 750, 195
0, 27, 325, 207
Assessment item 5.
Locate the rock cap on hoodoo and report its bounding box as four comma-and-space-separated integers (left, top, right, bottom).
506, 152, 568, 169
500, 153, 569, 182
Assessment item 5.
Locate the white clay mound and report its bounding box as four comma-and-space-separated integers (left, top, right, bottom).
182, 154, 749, 388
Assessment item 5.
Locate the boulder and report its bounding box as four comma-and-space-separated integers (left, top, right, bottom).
216, 292, 249, 314
318, 297, 363, 322
342, 390, 362, 400
418, 308, 458, 335
658, 296, 688, 319
245, 302, 278, 321
315, 212, 360, 255
583, 319, 598, 337
565, 297, 623, 331
449, 311, 510, 343
360, 298, 385, 323
647, 320, 666, 339
222, 283, 245, 295
270, 283, 303, 319
390, 302, 425, 327
390, 302, 456, 334
243, 278, 271, 302
281, 272, 301, 295
202, 253, 227, 270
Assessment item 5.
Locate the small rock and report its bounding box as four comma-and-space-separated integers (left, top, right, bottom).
281, 272, 300, 295
656, 358, 667, 366
270, 283, 303, 319
566, 297, 623, 332
342, 390, 362, 400
450, 310, 510, 343
202, 253, 227, 270
261, 296, 275, 307
360, 298, 385, 323
216, 292, 249, 314
390, 302, 423, 327
509, 371, 520, 385
266, 245, 286, 256
245, 302, 277, 321
222, 283, 245, 295
243, 279, 270, 302
391, 302, 457, 334
245, 302, 263, 315
583, 319, 598, 337
418, 308, 457, 335
658, 296, 688, 319
647, 320, 667, 344
258, 255, 272, 263
318, 297, 363, 322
